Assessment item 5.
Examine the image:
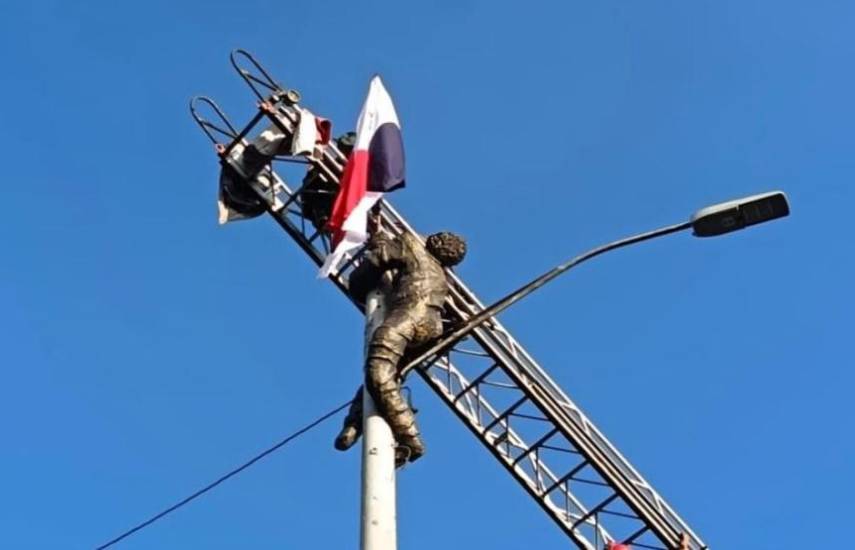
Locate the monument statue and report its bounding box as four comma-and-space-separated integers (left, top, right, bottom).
335, 229, 467, 465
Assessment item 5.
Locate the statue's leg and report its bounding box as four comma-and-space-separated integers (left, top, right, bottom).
365, 310, 426, 462
334, 386, 364, 451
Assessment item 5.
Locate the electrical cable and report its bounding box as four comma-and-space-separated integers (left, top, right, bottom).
95, 222, 694, 549
95, 399, 352, 549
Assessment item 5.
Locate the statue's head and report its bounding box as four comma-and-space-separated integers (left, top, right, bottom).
426, 232, 467, 267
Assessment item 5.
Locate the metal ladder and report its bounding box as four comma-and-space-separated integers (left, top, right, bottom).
190, 50, 707, 550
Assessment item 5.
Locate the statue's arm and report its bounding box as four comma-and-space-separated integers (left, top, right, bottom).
364, 233, 405, 269
348, 234, 404, 304
348, 260, 381, 305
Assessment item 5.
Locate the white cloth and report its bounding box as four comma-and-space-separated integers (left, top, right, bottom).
291, 107, 318, 156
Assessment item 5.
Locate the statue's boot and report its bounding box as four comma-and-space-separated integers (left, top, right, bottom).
334, 384, 424, 464
396, 430, 426, 464
334, 425, 360, 451
366, 350, 426, 463
334, 387, 364, 451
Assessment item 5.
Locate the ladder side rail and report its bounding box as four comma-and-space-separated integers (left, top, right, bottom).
363, 197, 704, 549
219, 134, 632, 547
441, 272, 691, 527
225, 151, 682, 549
436, 307, 686, 549
212, 103, 704, 550
234, 166, 616, 545
214, 74, 686, 543
370, 200, 701, 547
433, 237, 702, 547
441, 272, 704, 548
288, 143, 698, 548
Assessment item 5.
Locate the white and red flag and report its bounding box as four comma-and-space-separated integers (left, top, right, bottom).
318, 76, 405, 277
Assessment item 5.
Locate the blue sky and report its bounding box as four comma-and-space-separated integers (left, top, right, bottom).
1, 1, 852, 548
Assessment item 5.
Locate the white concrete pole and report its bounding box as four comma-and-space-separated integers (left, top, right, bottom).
361, 289, 397, 550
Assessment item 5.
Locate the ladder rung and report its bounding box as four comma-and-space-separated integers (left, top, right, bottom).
508, 412, 549, 422
598, 508, 640, 520
623, 525, 651, 544
624, 543, 667, 550
543, 460, 589, 496
479, 379, 519, 390
568, 477, 610, 488
452, 363, 500, 404
570, 493, 619, 530
539, 444, 581, 455
512, 427, 558, 466
450, 347, 490, 357
482, 395, 528, 434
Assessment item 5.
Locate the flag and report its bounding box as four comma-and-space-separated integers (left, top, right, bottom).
318, 76, 405, 277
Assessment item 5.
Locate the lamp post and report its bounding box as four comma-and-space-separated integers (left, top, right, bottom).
400, 191, 790, 378
361, 290, 397, 550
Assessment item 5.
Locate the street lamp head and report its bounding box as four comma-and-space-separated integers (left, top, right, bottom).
691, 191, 790, 237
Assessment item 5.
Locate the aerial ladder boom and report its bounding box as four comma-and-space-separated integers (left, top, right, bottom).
190, 50, 706, 550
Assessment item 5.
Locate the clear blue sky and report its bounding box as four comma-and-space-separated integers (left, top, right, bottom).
1, 1, 852, 548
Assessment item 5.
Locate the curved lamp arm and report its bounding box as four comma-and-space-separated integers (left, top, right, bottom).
400, 190, 790, 378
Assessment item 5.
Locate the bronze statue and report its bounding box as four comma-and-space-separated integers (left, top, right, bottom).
335, 230, 467, 464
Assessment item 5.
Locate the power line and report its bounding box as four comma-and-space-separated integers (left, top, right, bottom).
95, 399, 352, 550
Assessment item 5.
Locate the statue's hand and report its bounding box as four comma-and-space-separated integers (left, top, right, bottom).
367, 208, 383, 236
